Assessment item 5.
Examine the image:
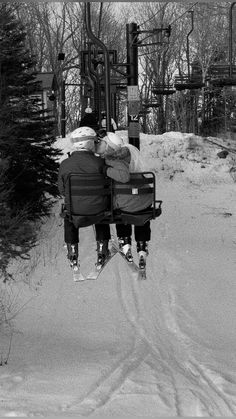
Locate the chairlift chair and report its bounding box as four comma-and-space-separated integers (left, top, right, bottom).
174, 75, 205, 91
208, 64, 236, 87
152, 83, 176, 95
62, 172, 162, 228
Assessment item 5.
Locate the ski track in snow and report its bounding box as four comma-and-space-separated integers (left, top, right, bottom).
1, 134, 236, 416
1, 187, 236, 417
63, 184, 236, 417
65, 246, 236, 418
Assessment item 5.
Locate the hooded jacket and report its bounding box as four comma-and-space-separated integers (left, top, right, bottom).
105, 146, 153, 213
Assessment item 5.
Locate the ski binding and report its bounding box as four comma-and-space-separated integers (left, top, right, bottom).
86, 248, 118, 280
111, 242, 147, 280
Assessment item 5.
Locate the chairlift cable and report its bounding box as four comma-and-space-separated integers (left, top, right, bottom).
139, 47, 164, 58
138, 3, 170, 28
131, 2, 198, 51
127, 4, 169, 50
168, 2, 198, 26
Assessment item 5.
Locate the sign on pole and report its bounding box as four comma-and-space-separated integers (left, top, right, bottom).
127, 85, 139, 101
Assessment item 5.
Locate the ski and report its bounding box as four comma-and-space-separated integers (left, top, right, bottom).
114, 246, 140, 274
72, 265, 86, 282
86, 247, 118, 280
111, 242, 146, 279
66, 244, 86, 282
71, 242, 147, 282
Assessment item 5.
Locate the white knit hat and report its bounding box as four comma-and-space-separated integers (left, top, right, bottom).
103, 132, 123, 151
70, 126, 97, 150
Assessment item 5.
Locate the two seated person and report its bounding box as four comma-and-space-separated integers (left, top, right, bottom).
57, 127, 158, 271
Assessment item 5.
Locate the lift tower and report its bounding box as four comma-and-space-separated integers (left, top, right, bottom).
126, 22, 140, 150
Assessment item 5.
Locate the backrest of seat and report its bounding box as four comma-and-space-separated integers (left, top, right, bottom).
111, 172, 156, 219
66, 173, 111, 216
64, 171, 158, 226
113, 172, 155, 195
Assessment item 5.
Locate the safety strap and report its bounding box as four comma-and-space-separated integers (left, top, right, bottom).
113, 187, 153, 195
70, 178, 110, 187
71, 188, 110, 196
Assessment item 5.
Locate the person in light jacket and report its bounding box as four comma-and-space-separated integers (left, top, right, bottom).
95, 132, 152, 267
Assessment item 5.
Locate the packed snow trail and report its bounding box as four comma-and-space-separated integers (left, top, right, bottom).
1, 130, 236, 416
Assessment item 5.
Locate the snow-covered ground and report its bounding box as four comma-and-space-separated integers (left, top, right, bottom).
0, 131, 236, 417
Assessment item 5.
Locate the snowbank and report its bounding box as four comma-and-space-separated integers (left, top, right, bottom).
113, 131, 236, 185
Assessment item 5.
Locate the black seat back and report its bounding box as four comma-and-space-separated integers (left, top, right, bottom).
64, 172, 162, 227
66, 173, 111, 218
102, 172, 162, 225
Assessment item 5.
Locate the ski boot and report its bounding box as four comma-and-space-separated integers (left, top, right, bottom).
67, 243, 79, 271
137, 241, 148, 270
96, 240, 110, 270
118, 237, 133, 263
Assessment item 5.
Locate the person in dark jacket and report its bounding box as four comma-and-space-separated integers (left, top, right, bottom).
95, 132, 152, 268
58, 126, 110, 275
79, 107, 99, 132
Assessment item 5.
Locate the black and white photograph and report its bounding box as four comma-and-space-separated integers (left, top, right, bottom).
0, 1, 236, 417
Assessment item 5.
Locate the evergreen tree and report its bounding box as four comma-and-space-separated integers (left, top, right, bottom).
0, 4, 61, 281
0, 4, 61, 219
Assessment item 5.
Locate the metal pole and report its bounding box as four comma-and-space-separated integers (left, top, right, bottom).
186, 11, 194, 79
61, 80, 66, 137
57, 52, 65, 137
229, 2, 236, 78
126, 22, 140, 149
87, 43, 101, 121
127, 23, 138, 85
85, 3, 111, 131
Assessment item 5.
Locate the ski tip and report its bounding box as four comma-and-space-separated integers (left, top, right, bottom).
86, 274, 99, 280
73, 272, 86, 282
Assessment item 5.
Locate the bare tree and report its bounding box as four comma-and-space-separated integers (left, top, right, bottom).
16, 3, 85, 134
16, 2, 126, 133
134, 2, 183, 133
14, 2, 233, 135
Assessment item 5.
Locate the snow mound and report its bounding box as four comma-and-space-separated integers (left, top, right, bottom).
141, 132, 235, 185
